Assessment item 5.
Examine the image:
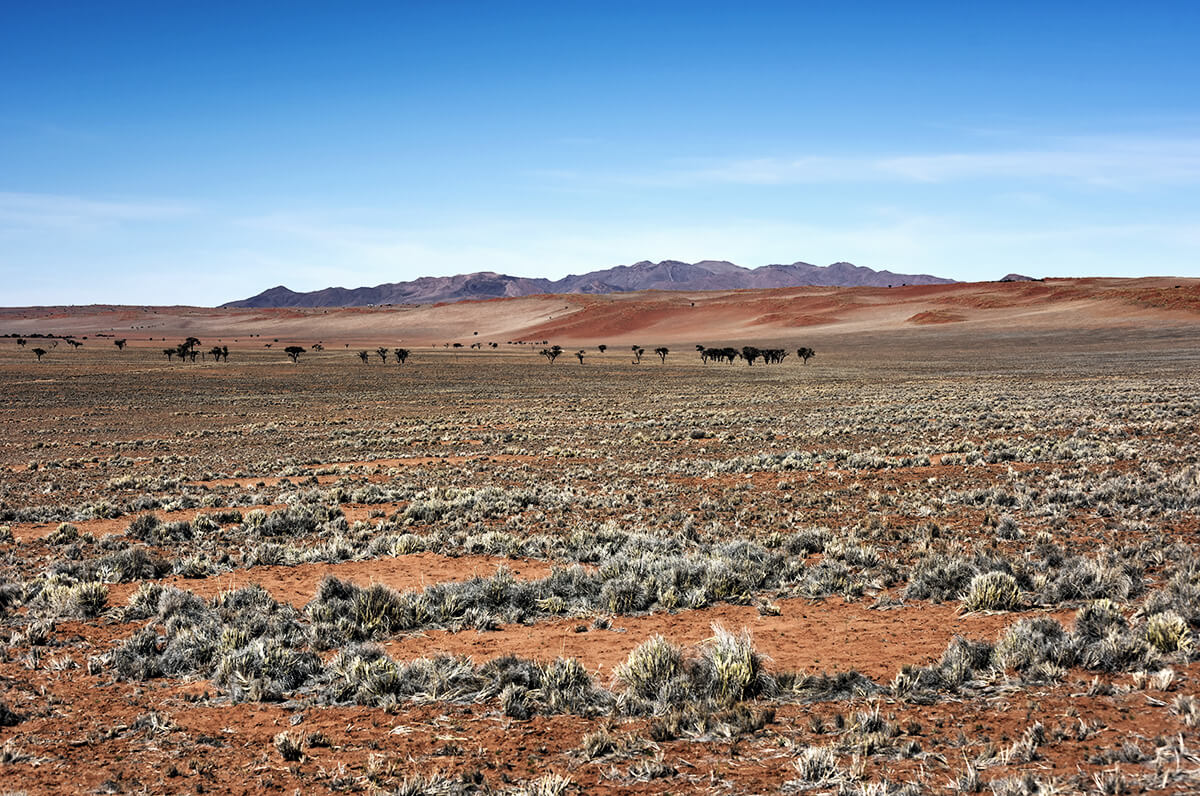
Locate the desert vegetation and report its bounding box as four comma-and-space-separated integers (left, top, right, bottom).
0, 322, 1198, 793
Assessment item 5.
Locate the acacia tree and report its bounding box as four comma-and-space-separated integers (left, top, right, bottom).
540, 345, 562, 364
32, 347, 46, 361
358, 350, 369, 364
394, 348, 410, 364
16, 338, 26, 347
113, 339, 127, 350
597, 344, 607, 353
741, 345, 761, 366
163, 347, 176, 362
797, 346, 816, 364
575, 350, 585, 364
655, 346, 669, 363
285, 346, 305, 363
376, 346, 388, 362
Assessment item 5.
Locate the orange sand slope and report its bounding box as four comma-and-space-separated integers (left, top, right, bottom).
2, 277, 1198, 346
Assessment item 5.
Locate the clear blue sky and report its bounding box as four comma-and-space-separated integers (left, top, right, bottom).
2, 1, 1198, 305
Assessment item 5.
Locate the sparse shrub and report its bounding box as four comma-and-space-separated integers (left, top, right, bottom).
1074, 599, 1128, 642
1145, 611, 1193, 653
792, 745, 841, 783
1171, 694, 1200, 727
214, 638, 322, 702
273, 731, 304, 761
515, 772, 573, 796
1040, 556, 1137, 604
993, 618, 1075, 672
961, 571, 1021, 612
904, 554, 976, 602
778, 669, 880, 702
579, 728, 616, 759
626, 755, 676, 781
67, 581, 109, 618
0, 702, 24, 727
37, 580, 108, 618
46, 523, 79, 545
538, 657, 610, 715
693, 625, 775, 707
501, 683, 533, 719
613, 635, 684, 702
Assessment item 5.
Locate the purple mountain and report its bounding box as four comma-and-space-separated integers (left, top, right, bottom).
221, 260, 955, 308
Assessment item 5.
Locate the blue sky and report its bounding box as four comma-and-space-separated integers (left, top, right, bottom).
2, 1, 1198, 305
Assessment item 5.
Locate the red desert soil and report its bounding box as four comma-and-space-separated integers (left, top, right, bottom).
3, 277, 1197, 346
10, 503, 286, 542
106, 552, 562, 606
379, 598, 1074, 683
4, 664, 1192, 796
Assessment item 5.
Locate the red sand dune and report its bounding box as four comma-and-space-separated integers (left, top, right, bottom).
907, 310, 966, 324
2, 277, 1197, 347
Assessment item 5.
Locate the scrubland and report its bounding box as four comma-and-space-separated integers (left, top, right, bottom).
1, 323, 1199, 794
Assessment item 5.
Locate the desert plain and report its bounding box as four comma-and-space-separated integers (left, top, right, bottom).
1, 277, 1199, 794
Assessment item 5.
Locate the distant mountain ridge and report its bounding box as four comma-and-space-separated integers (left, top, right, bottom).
221, 260, 955, 308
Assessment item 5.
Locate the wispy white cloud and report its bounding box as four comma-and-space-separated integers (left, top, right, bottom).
603, 136, 1200, 188
0, 191, 194, 231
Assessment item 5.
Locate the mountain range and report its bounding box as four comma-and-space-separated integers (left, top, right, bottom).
221, 260, 955, 308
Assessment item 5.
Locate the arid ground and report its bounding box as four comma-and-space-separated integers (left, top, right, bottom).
1, 278, 1200, 794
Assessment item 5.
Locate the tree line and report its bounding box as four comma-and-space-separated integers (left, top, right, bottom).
698, 345, 815, 365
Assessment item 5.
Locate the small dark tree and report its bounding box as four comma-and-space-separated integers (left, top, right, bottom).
540, 345, 562, 364
114, 339, 127, 350
655, 346, 669, 363
358, 350, 369, 364
575, 350, 585, 364
598, 344, 607, 353
632, 346, 645, 364
312, 343, 324, 351
394, 348, 410, 364
32, 347, 46, 361
285, 346, 305, 363
741, 346, 761, 366
16, 338, 26, 347
220, 345, 229, 361
376, 346, 388, 362
797, 346, 816, 364
209, 346, 224, 361
163, 347, 176, 362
